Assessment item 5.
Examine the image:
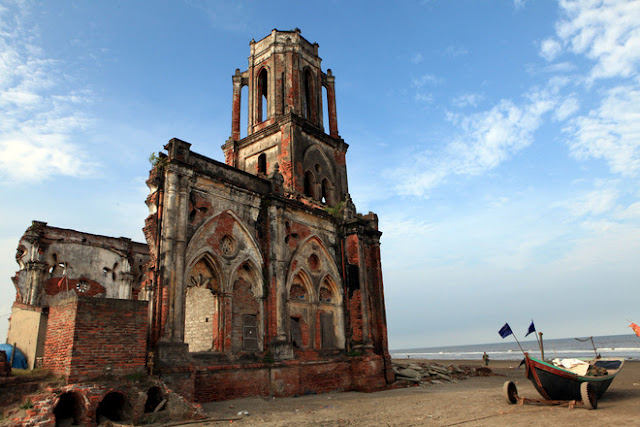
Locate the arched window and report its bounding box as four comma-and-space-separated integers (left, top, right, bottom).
258, 68, 268, 122
257, 153, 266, 175
304, 171, 315, 199
303, 69, 314, 121
321, 178, 333, 204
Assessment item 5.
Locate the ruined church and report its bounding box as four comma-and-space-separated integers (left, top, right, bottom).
7, 29, 393, 407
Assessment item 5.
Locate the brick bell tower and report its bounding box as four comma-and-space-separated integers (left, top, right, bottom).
222, 28, 348, 206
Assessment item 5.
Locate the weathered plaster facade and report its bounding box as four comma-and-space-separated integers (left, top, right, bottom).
7, 222, 150, 370
6, 29, 392, 414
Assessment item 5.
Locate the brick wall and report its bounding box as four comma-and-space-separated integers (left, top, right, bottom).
43, 298, 77, 379
193, 357, 383, 402
43, 296, 148, 382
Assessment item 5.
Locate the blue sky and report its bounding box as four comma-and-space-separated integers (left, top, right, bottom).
1, 0, 640, 350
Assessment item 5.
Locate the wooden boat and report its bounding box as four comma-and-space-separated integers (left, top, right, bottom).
504, 352, 624, 409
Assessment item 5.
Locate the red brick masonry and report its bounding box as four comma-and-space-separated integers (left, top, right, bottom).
43, 296, 148, 382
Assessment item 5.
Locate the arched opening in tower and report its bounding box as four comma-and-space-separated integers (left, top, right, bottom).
304, 171, 315, 199
258, 68, 268, 122
303, 69, 314, 121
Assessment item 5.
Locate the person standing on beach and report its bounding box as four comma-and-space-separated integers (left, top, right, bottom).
482, 352, 489, 366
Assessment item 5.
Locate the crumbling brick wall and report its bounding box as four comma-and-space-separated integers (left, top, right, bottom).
43, 296, 148, 382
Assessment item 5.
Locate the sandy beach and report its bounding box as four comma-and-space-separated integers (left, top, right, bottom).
183, 359, 640, 426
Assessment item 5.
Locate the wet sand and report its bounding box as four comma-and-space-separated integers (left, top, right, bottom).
187, 359, 640, 426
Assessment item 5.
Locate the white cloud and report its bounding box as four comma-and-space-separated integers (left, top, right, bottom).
554, 95, 580, 121
414, 92, 433, 103
564, 187, 619, 218
411, 73, 439, 88
0, 1, 97, 183
393, 92, 556, 196
615, 201, 640, 220
565, 82, 640, 176
443, 45, 468, 57
552, 0, 640, 81
411, 53, 424, 64
514, 0, 527, 9
539, 38, 562, 61
451, 93, 483, 108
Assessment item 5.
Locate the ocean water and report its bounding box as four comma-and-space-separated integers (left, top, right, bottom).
391, 334, 640, 361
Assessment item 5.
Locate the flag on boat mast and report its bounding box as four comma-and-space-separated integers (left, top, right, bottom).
498, 322, 525, 355
525, 320, 536, 337
499, 323, 513, 338
629, 322, 640, 338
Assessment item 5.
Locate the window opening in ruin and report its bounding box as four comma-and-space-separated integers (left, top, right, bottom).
290, 316, 303, 348
96, 391, 130, 423
258, 153, 267, 175
53, 391, 84, 426
289, 283, 306, 300
242, 314, 258, 351
258, 68, 268, 122
303, 69, 314, 120
280, 72, 285, 114
304, 171, 314, 199
320, 312, 337, 349
321, 178, 332, 204
144, 386, 166, 413
319, 286, 332, 303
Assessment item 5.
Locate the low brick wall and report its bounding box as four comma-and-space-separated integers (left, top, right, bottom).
43, 296, 148, 382
193, 355, 386, 402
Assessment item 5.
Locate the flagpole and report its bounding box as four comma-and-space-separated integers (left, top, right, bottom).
511, 333, 525, 355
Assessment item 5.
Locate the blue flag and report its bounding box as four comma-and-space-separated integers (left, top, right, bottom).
525, 320, 536, 337
499, 323, 513, 338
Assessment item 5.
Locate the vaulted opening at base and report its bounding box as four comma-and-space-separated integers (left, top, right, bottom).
144, 386, 167, 413
54, 391, 84, 426
96, 391, 131, 423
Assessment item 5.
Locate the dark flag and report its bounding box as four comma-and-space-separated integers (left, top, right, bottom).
499, 323, 513, 338
525, 320, 536, 337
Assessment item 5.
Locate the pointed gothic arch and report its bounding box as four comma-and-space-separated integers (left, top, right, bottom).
186, 209, 264, 294
184, 253, 223, 352
257, 67, 269, 122
230, 260, 264, 352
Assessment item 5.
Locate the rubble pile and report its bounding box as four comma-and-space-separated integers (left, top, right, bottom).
392, 360, 492, 386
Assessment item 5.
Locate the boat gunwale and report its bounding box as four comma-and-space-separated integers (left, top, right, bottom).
526, 354, 623, 383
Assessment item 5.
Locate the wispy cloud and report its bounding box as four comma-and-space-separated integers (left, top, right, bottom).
393, 90, 556, 196
0, 1, 96, 183
443, 45, 468, 57
563, 185, 619, 218
543, 0, 640, 81
411, 73, 440, 88
411, 53, 424, 64
451, 93, 483, 108
565, 82, 640, 176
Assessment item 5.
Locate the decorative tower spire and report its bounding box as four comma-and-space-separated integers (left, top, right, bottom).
223, 29, 348, 206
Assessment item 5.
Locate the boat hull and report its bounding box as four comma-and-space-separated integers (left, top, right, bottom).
524, 354, 622, 401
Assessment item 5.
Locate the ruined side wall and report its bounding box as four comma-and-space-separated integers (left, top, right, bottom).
6, 303, 48, 369
44, 297, 148, 382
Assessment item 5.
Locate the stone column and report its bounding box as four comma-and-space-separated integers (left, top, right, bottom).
325, 70, 339, 138
231, 69, 242, 141
173, 174, 190, 341
25, 260, 47, 306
